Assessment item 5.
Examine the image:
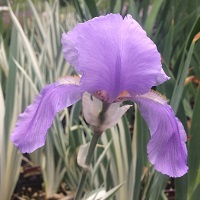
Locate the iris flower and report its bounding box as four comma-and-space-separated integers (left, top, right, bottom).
11, 14, 188, 177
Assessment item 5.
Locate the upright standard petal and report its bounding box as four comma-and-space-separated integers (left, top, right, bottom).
132, 91, 188, 177
62, 14, 162, 101
155, 68, 170, 86
120, 15, 162, 94
11, 77, 83, 153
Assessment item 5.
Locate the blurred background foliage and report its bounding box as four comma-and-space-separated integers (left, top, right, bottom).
0, 0, 200, 199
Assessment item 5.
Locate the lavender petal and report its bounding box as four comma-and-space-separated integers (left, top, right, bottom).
62, 14, 163, 101
11, 78, 83, 153
132, 91, 188, 177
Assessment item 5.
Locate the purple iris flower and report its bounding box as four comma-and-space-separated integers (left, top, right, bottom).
11, 14, 188, 177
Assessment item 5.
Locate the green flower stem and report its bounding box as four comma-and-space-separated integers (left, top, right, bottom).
74, 132, 101, 200
75, 102, 110, 200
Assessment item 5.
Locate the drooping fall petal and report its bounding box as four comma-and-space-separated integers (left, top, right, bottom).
11, 77, 83, 153
132, 91, 188, 177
